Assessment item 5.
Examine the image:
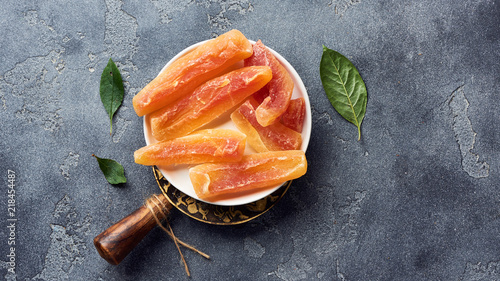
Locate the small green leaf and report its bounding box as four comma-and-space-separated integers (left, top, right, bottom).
92, 154, 127, 184
99, 58, 124, 135
320, 45, 367, 140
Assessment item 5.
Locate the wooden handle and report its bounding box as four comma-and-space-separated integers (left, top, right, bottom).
94, 194, 173, 265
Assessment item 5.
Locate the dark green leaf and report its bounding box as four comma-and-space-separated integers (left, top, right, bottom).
100, 58, 124, 134
92, 154, 127, 184
320, 45, 367, 140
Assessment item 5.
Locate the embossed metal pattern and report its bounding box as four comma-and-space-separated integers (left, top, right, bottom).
153, 166, 291, 225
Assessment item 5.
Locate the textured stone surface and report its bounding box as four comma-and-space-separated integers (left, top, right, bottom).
1, 0, 499, 280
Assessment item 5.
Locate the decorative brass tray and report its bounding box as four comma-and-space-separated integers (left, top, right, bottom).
153, 166, 291, 225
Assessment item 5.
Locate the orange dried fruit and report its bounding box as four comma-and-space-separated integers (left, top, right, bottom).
231, 100, 302, 152
134, 129, 246, 166
189, 150, 307, 201
249, 88, 305, 132
150, 66, 272, 141
133, 29, 253, 116
280, 97, 306, 133
244, 40, 293, 126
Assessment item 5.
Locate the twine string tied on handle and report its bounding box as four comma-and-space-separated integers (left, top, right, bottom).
144, 191, 210, 276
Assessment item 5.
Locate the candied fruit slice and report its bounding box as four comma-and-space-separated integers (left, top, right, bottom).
250, 88, 305, 133
134, 129, 246, 166
150, 66, 272, 141
133, 29, 253, 116
231, 100, 302, 152
244, 40, 293, 126
280, 98, 306, 133
189, 150, 307, 201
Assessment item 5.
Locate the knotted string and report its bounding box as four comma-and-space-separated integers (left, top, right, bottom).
145, 190, 210, 276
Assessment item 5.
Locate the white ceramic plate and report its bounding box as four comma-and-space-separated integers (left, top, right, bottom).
143, 39, 311, 206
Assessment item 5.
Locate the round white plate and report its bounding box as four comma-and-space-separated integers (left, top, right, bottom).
143, 39, 311, 206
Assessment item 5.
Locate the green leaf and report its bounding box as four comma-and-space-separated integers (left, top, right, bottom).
320, 45, 367, 141
99, 58, 124, 135
92, 154, 127, 184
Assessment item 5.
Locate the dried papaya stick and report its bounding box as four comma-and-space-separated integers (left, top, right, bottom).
133, 29, 253, 116
244, 40, 293, 127
134, 129, 246, 166
280, 97, 306, 133
190, 150, 307, 201
150, 66, 272, 142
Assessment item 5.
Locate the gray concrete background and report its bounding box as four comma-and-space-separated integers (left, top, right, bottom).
1, 0, 499, 280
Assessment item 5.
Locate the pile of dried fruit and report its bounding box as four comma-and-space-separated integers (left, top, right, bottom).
133, 29, 307, 202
